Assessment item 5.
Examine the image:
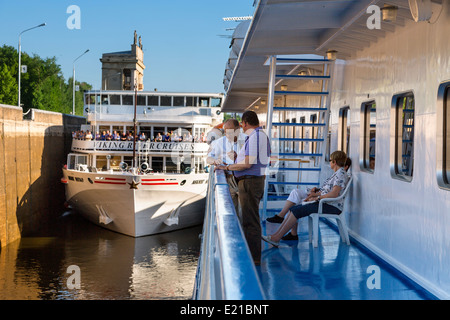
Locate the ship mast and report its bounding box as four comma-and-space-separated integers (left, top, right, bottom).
132, 78, 137, 168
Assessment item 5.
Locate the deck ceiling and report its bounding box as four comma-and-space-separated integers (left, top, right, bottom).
222, 0, 419, 112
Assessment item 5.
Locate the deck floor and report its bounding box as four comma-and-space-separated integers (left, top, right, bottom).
258, 218, 437, 300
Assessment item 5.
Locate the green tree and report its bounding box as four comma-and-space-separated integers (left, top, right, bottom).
0, 45, 92, 115
0, 63, 18, 105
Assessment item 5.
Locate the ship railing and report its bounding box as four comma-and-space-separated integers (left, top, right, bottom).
193, 169, 265, 300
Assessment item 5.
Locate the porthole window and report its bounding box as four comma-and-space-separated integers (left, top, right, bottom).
338, 106, 350, 155
437, 81, 450, 189
360, 101, 376, 173
390, 92, 414, 181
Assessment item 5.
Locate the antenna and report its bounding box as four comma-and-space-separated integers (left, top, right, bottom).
222, 16, 252, 22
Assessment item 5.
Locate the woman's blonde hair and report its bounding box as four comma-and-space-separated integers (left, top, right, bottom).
330, 150, 347, 167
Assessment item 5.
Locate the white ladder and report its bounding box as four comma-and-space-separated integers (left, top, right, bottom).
262, 55, 335, 216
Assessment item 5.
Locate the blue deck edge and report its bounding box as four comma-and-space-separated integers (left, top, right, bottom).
194, 170, 440, 300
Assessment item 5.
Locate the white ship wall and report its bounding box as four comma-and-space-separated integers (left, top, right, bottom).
328, 5, 450, 299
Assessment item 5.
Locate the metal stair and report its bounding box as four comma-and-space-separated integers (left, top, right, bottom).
262, 55, 335, 216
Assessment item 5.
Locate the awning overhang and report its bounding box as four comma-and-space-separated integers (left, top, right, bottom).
222, 0, 426, 113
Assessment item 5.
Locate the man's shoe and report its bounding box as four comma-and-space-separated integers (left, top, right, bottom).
266, 215, 284, 223
281, 232, 298, 241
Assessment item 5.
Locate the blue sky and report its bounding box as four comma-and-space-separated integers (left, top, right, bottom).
0, 0, 255, 93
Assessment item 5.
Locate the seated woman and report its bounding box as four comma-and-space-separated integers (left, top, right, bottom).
262, 151, 349, 247
268, 157, 352, 223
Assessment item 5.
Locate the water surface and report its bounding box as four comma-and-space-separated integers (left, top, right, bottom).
0, 212, 202, 300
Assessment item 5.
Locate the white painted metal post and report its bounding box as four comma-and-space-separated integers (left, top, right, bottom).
262, 56, 277, 216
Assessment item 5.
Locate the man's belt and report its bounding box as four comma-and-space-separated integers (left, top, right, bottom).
234, 175, 264, 182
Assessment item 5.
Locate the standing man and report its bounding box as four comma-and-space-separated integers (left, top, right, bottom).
216, 111, 271, 265
207, 119, 245, 215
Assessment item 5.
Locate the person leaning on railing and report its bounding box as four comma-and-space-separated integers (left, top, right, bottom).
208, 119, 245, 217
216, 111, 271, 266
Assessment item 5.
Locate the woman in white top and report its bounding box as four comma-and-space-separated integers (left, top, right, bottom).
268, 158, 351, 222
262, 151, 349, 247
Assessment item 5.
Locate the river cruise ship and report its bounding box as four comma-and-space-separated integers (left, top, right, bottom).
62, 90, 223, 237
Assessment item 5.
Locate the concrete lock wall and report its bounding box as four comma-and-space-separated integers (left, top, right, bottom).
0, 104, 85, 247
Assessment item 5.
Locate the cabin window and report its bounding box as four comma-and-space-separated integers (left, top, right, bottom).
186, 96, 195, 107
122, 95, 133, 106
85, 94, 95, 105
199, 97, 209, 107
437, 82, 450, 189
148, 96, 159, 106
139, 126, 151, 141
96, 156, 108, 171
137, 95, 146, 106
391, 92, 414, 181
109, 156, 121, 171
161, 96, 171, 106
154, 127, 165, 140
124, 156, 133, 168
361, 101, 376, 173
125, 126, 135, 136
110, 95, 120, 105
152, 157, 164, 172
338, 106, 350, 155
166, 157, 178, 173
99, 125, 110, 135
101, 95, 109, 105
173, 96, 184, 106
211, 98, 222, 107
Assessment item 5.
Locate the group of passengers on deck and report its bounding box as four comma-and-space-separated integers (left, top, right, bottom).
71, 130, 207, 143
207, 112, 352, 265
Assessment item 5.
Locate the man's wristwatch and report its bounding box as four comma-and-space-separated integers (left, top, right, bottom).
318, 195, 321, 201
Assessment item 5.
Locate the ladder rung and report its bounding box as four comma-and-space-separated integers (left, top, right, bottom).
275, 153, 323, 157
275, 91, 329, 96
268, 196, 288, 200
275, 168, 321, 172
265, 208, 283, 212
273, 122, 326, 127
269, 182, 320, 186
276, 158, 310, 162
278, 138, 324, 142
276, 75, 330, 80
273, 107, 328, 112
276, 58, 331, 64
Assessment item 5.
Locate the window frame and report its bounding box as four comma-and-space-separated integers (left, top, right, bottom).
437, 80, 450, 190
390, 91, 415, 182
338, 106, 350, 155
360, 100, 376, 173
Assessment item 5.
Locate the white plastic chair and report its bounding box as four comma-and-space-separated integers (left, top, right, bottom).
308, 177, 353, 247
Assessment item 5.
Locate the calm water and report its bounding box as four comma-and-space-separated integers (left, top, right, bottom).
0, 212, 202, 300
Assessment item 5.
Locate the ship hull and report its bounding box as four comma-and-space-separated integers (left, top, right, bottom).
62, 169, 208, 237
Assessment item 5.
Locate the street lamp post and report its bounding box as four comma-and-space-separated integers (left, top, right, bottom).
72, 49, 89, 115
18, 23, 46, 108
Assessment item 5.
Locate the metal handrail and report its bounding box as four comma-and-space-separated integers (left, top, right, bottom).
193, 169, 265, 300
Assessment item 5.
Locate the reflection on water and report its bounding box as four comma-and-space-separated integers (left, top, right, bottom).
0, 212, 202, 300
